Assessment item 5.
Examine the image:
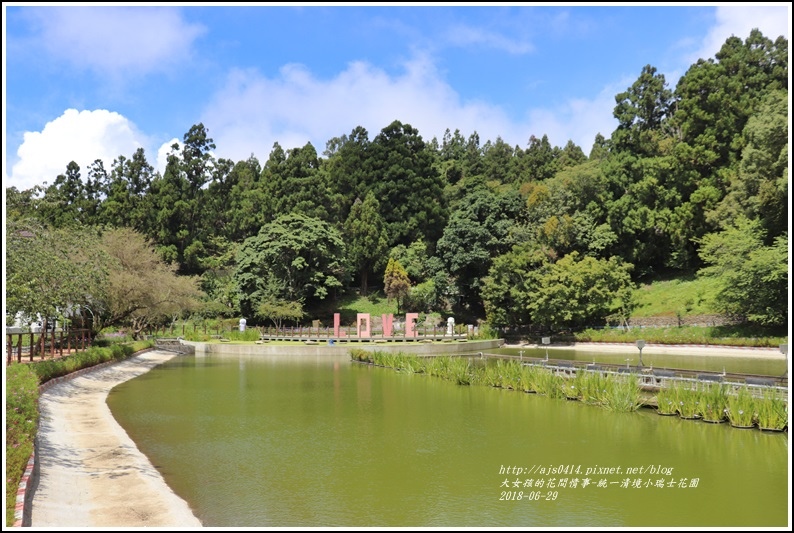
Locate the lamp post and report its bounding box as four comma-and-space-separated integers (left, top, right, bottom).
636, 339, 645, 368
542, 337, 550, 361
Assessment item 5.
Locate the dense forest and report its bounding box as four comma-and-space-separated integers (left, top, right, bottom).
6, 29, 788, 336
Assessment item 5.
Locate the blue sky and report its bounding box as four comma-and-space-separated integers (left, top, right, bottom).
2, 3, 791, 192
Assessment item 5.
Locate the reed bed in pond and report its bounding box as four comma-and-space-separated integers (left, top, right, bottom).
600, 373, 643, 412
755, 388, 788, 431
700, 383, 728, 423
673, 382, 702, 419
350, 351, 787, 433
655, 383, 678, 415
725, 386, 757, 428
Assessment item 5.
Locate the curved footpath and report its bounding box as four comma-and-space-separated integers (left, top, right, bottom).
22, 342, 787, 528
28, 350, 202, 527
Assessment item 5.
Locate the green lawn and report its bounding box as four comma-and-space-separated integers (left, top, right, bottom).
631, 275, 722, 317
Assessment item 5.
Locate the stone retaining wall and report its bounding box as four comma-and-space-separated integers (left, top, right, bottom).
625, 315, 740, 328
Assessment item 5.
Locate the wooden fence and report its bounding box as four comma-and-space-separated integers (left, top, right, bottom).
6, 329, 92, 365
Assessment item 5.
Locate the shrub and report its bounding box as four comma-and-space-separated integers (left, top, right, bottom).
5, 365, 40, 526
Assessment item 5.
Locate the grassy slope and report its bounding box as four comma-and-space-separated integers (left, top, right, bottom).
631, 274, 723, 317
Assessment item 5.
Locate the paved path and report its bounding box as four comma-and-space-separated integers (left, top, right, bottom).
505, 342, 786, 359
30, 350, 202, 527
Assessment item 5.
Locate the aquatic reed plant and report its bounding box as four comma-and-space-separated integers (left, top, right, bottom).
725, 386, 757, 428
396, 354, 422, 373
421, 356, 443, 377
563, 371, 587, 400
481, 362, 502, 388
519, 364, 540, 393
501, 360, 523, 390
600, 374, 643, 412
674, 382, 702, 419
755, 388, 788, 431
535, 368, 565, 399
349, 348, 372, 363
655, 384, 678, 415
579, 371, 608, 405
448, 356, 473, 385
700, 383, 728, 423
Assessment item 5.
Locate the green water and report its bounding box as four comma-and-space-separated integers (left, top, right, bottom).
107, 353, 789, 527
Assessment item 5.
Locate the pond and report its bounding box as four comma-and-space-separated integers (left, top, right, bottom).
107, 352, 788, 527
493, 346, 788, 376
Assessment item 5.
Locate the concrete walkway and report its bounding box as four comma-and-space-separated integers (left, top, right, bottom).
30, 350, 202, 527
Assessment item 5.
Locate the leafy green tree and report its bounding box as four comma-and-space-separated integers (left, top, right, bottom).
256, 297, 304, 329
225, 156, 265, 242
697, 217, 787, 327
197, 235, 240, 318
389, 240, 433, 284
234, 213, 346, 318
5, 186, 38, 221
612, 64, 673, 155
100, 148, 155, 232
322, 126, 372, 224
92, 227, 203, 338
588, 133, 611, 161
708, 89, 788, 239
367, 120, 448, 247
672, 29, 787, 173
344, 192, 388, 295
556, 140, 588, 169
263, 143, 332, 222
383, 257, 411, 314
517, 134, 558, 182
35, 161, 86, 228
523, 159, 617, 259
6, 219, 110, 332
436, 185, 525, 316
146, 123, 216, 273
481, 242, 550, 328
480, 136, 516, 183
529, 252, 635, 328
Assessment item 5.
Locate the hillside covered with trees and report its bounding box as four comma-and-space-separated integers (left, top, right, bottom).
5, 29, 788, 336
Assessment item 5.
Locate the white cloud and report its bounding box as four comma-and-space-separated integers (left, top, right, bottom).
688, 5, 790, 64
524, 78, 626, 156
443, 23, 534, 54
200, 52, 614, 165
26, 6, 205, 78
156, 139, 181, 177
8, 109, 144, 191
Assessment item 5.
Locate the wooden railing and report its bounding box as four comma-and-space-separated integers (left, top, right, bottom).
6, 329, 92, 365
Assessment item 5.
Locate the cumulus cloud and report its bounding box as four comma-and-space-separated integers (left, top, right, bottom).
24, 6, 205, 78
199, 52, 614, 165
7, 52, 622, 194
156, 138, 182, 177
8, 109, 145, 191
688, 5, 790, 64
